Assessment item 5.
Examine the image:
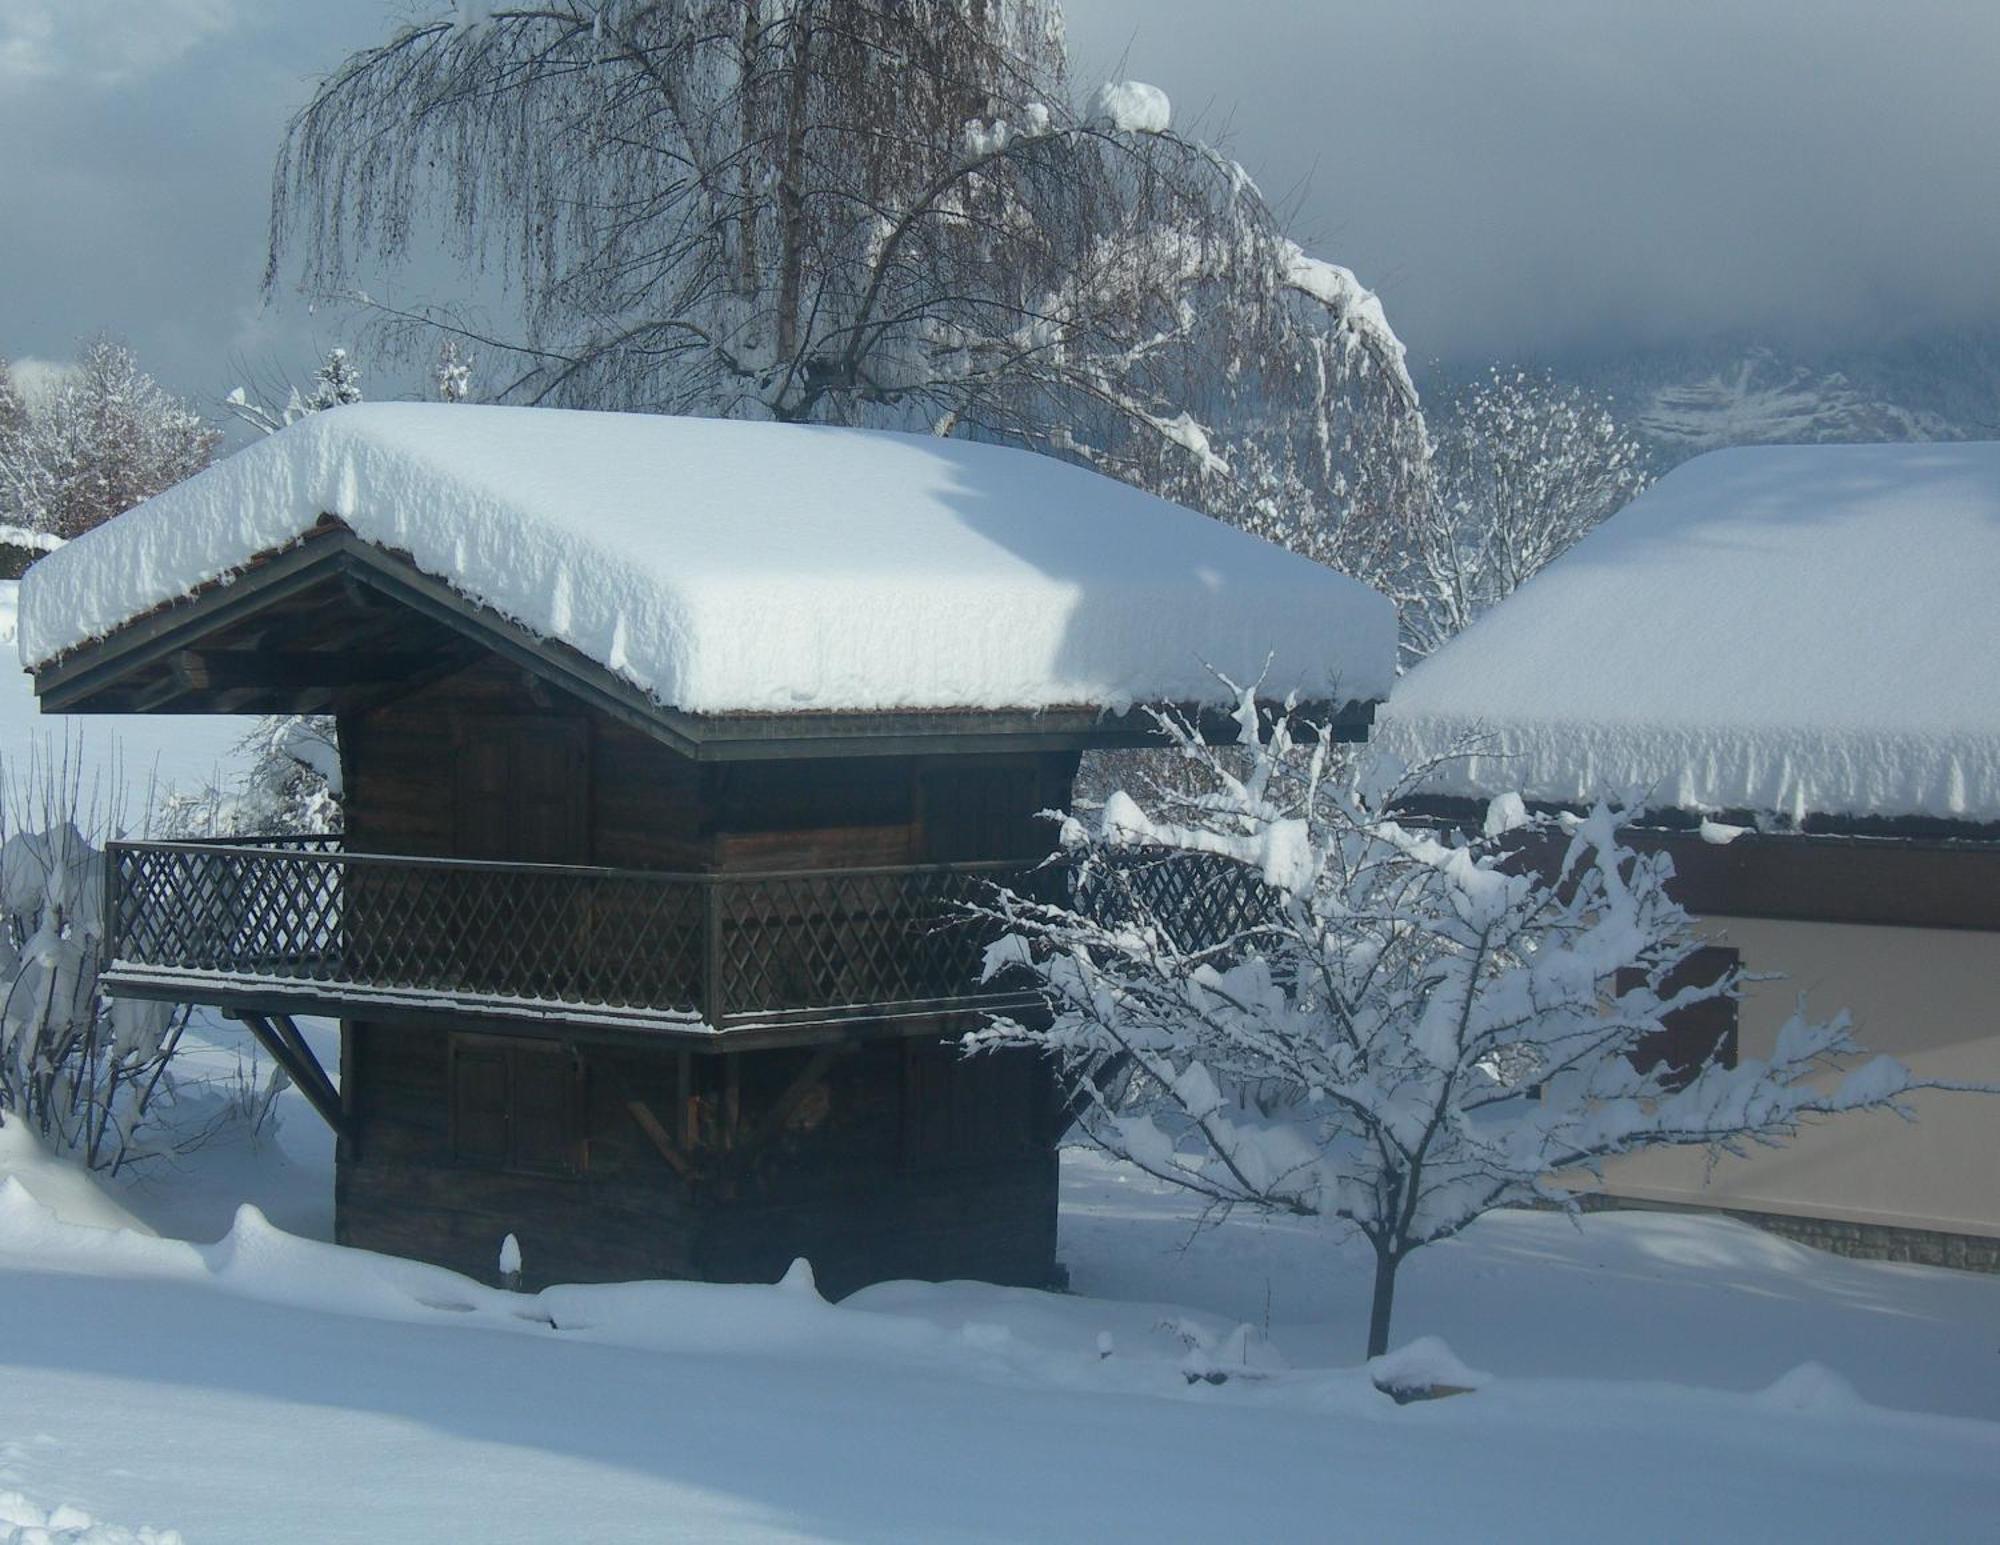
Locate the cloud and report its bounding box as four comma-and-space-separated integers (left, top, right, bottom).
1064, 0, 2000, 365
0, 0, 241, 86
4, 357, 78, 406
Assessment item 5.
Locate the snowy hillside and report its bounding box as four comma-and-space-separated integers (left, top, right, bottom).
1546, 328, 2000, 463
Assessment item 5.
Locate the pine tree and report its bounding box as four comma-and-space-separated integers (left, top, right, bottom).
434, 340, 474, 404
302, 346, 363, 411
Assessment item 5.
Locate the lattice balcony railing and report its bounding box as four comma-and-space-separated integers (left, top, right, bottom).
104, 840, 1043, 1029
102, 838, 1280, 1032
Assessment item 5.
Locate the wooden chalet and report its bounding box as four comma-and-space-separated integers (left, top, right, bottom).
20, 403, 1393, 1294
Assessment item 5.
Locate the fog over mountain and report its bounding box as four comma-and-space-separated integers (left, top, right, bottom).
1421, 327, 2000, 471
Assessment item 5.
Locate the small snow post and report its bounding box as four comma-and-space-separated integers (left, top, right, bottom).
19, 403, 1394, 1297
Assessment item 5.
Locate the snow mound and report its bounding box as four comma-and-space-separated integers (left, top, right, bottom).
1367, 1335, 1490, 1397
1092, 80, 1171, 134
0, 1489, 180, 1544
1380, 442, 2000, 822
18, 404, 1394, 718
0, 1119, 153, 1236
1757, 1361, 1867, 1415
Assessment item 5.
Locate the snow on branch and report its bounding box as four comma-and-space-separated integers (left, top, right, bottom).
267, 1, 1429, 573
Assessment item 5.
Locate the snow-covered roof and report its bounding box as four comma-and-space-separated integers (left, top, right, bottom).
18, 403, 1392, 719
1379, 442, 2000, 824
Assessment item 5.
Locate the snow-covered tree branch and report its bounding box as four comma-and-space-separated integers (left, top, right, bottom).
971, 691, 1964, 1357
1392, 367, 1648, 662
224, 345, 364, 436
267, 0, 1428, 568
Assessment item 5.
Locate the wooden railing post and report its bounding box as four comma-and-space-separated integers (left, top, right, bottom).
702, 878, 726, 1029
101, 842, 124, 968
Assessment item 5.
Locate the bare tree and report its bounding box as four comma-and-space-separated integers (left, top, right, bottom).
267, 0, 1428, 566
1393, 367, 1649, 662
973, 692, 1961, 1358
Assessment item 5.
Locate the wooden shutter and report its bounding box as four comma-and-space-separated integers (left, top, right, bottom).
510, 1041, 580, 1175
450, 1041, 512, 1166
450, 1035, 583, 1176
1620, 946, 1740, 1092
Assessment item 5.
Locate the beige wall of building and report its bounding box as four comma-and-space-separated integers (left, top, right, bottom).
1588, 915, 2000, 1240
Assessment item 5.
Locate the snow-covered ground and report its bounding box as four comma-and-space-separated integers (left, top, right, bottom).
0, 1026, 1994, 1544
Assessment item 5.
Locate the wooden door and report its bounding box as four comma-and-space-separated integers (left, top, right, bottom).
454, 717, 590, 863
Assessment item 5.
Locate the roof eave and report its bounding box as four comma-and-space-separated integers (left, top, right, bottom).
29, 529, 1378, 760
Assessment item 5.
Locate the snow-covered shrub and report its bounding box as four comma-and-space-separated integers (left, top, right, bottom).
972, 688, 1955, 1358
224, 345, 364, 436
0, 754, 187, 1172
159, 715, 341, 839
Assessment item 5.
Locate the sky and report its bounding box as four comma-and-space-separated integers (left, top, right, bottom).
2, 0, 1997, 410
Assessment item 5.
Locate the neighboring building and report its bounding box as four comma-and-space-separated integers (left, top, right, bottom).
18, 402, 1394, 1294
1381, 441, 2000, 1267
0, 525, 62, 581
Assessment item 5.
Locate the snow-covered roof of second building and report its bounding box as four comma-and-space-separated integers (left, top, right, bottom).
1379, 441, 2000, 823
17, 403, 1393, 717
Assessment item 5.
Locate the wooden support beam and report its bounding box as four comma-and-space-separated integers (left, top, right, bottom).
624, 1100, 694, 1178
127, 672, 193, 713
231, 1010, 349, 1146
742, 1043, 846, 1156
170, 648, 442, 692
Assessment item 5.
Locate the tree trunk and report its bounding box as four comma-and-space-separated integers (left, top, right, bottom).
1366, 1244, 1399, 1359
773, 16, 813, 372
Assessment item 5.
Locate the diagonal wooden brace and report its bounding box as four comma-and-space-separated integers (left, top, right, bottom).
231, 1011, 350, 1152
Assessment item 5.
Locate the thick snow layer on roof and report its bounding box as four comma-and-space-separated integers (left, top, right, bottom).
1379, 442, 2000, 823
18, 404, 1392, 718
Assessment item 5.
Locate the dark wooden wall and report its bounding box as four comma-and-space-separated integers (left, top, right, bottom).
337, 1021, 1061, 1297
334, 645, 1074, 1296
339, 655, 1079, 872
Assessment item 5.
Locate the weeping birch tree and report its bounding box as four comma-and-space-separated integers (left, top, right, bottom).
266, 0, 1429, 566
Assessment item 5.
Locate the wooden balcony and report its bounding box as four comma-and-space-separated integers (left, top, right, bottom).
102, 837, 1055, 1043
